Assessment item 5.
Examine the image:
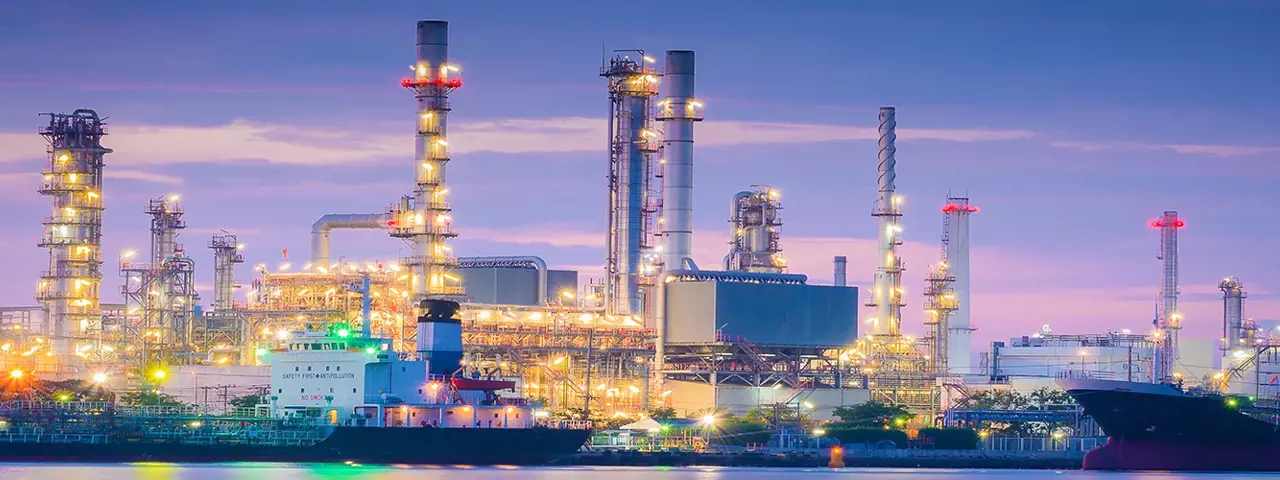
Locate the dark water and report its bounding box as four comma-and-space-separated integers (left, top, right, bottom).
0, 464, 1273, 479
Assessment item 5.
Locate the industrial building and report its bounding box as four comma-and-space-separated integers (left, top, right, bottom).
16, 16, 1254, 429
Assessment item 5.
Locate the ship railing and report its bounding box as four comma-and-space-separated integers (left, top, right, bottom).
537, 419, 593, 430
0, 432, 109, 444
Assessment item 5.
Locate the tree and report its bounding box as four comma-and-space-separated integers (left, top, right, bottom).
956, 388, 1078, 436
832, 401, 914, 428
229, 394, 266, 409
118, 390, 187, 407
645, 406, 677, 419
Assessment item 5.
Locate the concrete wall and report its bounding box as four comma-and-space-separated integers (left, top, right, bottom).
667, 380, 870, 421
664, 280, 858, 346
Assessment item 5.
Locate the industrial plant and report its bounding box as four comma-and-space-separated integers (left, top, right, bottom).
3, 18, 1274, 432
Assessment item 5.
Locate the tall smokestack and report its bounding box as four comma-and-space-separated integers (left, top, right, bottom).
834, 256, 847, 287
1151, 211, 1184, 382
866, 107, 905, 336
943, 197, 978, 374
660, 50, 701, 272
389, 20, 462, 301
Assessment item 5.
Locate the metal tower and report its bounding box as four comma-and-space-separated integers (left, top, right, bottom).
657, 50, 702, 273
202, 234, 246, 361
724, 186, 786, 273
866, 107, 905, 336
36, 109, 111, 358
389, 20, 464, 301
1151, 211, 1184, 383
923, 263, 958, 376
120, 197, 200, 366
942, 197, 978, 374
1220, 277, 1247, 353
601, 50, 661, 317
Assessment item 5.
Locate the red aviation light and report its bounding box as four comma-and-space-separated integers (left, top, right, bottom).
401, 77, 463, 89
942, 204, 980, 213
1150, 219, 1186, 229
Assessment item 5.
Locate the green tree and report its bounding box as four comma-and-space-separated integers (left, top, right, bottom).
229, 394, 266, 409
645, 406, 677, 419
831, 401, 914, 428
118, 390, 187, 407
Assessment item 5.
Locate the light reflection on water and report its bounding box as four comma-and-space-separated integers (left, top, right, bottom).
0, 464, 1270, 479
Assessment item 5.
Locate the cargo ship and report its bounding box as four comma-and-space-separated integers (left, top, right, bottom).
0, 300, 593, 465
1058, 377, 1280, 471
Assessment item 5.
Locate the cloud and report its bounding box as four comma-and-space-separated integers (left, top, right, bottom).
186, 227, 265, 236
0, 117, 1033, 166
454, 117, 1033, 154
106, 169, 183, 185
1053, 140, 1280, 157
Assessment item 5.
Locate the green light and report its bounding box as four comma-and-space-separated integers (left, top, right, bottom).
1227, 398, 1239, 407
255, 347, 267, 356
365, 347, 376, 354
1250, 396, 1256, 402
338, 329, 350, 338
58, 394, 69, 401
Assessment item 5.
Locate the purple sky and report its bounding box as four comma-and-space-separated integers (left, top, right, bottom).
1, 1, 1278, 350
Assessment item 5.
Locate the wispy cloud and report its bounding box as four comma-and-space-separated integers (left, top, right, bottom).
1053, 140, 1280, 157
106, 169, 183, 185
0, 117, 1033, 165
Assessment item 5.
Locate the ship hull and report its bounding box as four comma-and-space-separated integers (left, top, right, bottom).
0, 427, 591, 465
1059, 378, 1280, 471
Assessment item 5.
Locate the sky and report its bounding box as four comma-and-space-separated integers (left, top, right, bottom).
1, 0, 1278, 352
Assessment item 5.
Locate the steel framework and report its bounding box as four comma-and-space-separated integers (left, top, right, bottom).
36, 110, 111, 358
601, 50, 662, 318
1151, 211, 1184, 383
199, 234, 246, 363
119, 197, 200, 368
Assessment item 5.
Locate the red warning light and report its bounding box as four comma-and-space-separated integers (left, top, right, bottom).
1150, 219, 1186, 229
401, 77, 463, 89
942, 204, 980, 214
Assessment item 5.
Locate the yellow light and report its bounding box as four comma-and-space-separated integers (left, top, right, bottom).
57, 154, 69, 162
92, 372, 108, 384
169, 194, 180, 202
153, 369, 167, 380
9, 369, 22, 379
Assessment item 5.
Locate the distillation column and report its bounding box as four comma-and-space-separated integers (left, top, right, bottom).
724, 186, 786, 273
866, 107, 905, 336
37, 110, 111, 357
602, 50, 661, 316
1151, 211, 1184, 383
1220, 277, 1247, 353
943, 198, 978, 374
390, 20, 463, 302
207, 234, 246, 360
658, 50, 702, 272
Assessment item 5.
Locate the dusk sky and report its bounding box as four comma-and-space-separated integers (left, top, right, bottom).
1, 1, 1278, 351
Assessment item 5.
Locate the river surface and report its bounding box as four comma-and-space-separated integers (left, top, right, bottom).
0, 464, 1274, 479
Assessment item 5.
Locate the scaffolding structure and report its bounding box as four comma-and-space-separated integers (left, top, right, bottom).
866, 108, 906, 335
923, 262, 958, 376
1151, 211, 1184, 383
602, 50, 662, 318
460, 305, 654, 416
724, 186, 786, 273
199, 234, 246, 363
36, 110, 111, 359
388, 20, 464, 302
844, 334, 936, 414
119, 197, 201, 368
662, 337, 855, 390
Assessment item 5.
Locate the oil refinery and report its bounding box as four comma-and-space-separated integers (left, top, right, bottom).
3, 18, 1274, 427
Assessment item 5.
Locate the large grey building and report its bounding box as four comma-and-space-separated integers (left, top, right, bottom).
663, 271, 858, 347
455, 256, 578, 306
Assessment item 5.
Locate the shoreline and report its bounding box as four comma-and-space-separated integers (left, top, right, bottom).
557, 450, 1084, 469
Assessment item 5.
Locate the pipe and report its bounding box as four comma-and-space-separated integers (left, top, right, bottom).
310, 213, 390, 266
943, 197, 976, 375
1220, 277, 1246, 351
834, 256, 847, 287
660, 50, 700, 274
664, 269, 807, 285
456, 256, 549, 306
1153, 211, 1182, 382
